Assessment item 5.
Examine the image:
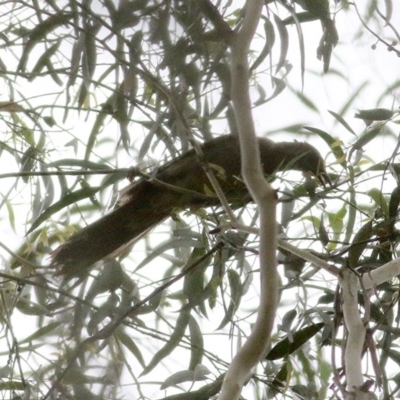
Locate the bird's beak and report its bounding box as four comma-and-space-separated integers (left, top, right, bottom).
318, 170, 332, 187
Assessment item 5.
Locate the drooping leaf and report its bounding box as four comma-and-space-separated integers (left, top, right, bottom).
116, 328, 146, 368
27, 185, 102, 234
141, 307, 191, 376
319, 213, 330, 246
18, 13, 73, 72
188, 316, 204, 371
294, 91, 318, 112
388, 186, 400, 220
328, 110, 356, 136
29, 40, 61, 81
160, 364, 210, 390
367, 188, 389, 216
20, 322, 61, 344
273, 14, 289, 74
87, 292, 119, 335
250, 17, 275, 73
348, 220, 373, 268
217, 269, 242, 330
349, 125, 382, 152
183, 247, 211, 315
135, 238, 203, 272
266, 323, 324, 360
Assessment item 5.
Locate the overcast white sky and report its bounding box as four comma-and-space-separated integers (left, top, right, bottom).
0, 1, 399, 398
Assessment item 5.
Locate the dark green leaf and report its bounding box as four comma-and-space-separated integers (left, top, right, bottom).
188, 316, 204, 371
348, 220, 373, 268
274, 14, 289, 74
266, 323, 324, 360
354, 108, 394, 121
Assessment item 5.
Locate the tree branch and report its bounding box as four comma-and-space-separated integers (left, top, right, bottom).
219, 1, 278, 399
341, 269, 368, 399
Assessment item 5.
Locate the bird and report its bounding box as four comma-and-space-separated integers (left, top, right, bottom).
51, 135, 328, 278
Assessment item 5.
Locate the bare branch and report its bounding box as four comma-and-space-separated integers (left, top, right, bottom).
219, 1, 278, 399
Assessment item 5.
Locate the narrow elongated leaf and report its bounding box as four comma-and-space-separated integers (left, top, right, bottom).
348, 220, 373, 268
29, 40, 61, 81
328, 110, 356, 136
389, 186, 400, 219
266, 323, 324, 360
319, 214, 330, 246
367, 188, 389, 216
349, 126, 382, 160
250, 17, 275, 73
28, 185, 102, 234
282, 11, 320, 25
18, 13, 73, 71
160, 365, 210, 390
217, 269, 242, 330
116, 328, 146, 368
184, 247, 210, 313
265, 77, 286, 103
141, 307, 191, 376
295, 91, 317, 112
135, 238, 202, 272
188, 316, 204, 371
338, 81, 368, 117
20, 322, 61, 344
274, 14, 289, 74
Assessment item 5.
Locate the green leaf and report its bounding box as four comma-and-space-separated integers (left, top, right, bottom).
282, 11, 320, 25
141, 307, 191, 376
20, 322, 61, 344
274, 14, 289, 74
29, 40, 61, 81
188, 316, 204, 371
115, 328, 146, 368
27, 185, 102, 234
18, 13, 73, 71
328, 110, 356, 136
183, 247, 210, 314
250, 16, 275, 72
294, 91, 318, 112
348, 220, 373, 268
5, 199, 15, 231
319, 214, 330, 246
367, 188, 389, 216
135, 238, 203, 272
43, 116, 56, 127
266, 323, 324, 360
217, 269, 243, 330
389, 186, 400, 219
352, 125, 383, 151
354, 108, 394, 121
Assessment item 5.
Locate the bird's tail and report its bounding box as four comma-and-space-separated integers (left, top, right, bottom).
51, 182, 174, 278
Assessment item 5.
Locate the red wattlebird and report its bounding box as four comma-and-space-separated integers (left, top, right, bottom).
51, 135, 328, 278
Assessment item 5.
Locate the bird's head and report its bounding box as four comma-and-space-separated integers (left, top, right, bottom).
277, 141, 331, 186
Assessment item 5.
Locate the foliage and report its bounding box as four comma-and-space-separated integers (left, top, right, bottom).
0, 0, 398, 399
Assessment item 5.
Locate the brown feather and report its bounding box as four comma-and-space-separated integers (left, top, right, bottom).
51, 135, 327, 277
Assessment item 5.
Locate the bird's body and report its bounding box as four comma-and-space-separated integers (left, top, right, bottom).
52, 135, 327, 277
